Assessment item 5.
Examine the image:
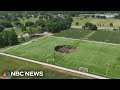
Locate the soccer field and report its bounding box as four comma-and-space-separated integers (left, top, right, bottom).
5, 36, 120, 78
54, 28, 93, 39
0, 54, 89, 79
55, 28, 120, 44
88, 30, 120, 44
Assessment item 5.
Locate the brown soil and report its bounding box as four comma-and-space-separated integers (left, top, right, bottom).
55, 45, 77, 53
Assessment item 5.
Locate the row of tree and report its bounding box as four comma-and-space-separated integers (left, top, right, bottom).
0, 29, 18, 47
0, 12, 73, 48
21, 26, 42, 35
35, 14, 73, 33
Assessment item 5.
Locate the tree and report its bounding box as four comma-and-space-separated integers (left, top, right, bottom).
17, 14, 23, 19
91, 15, 95, 18
83, 22, 93, 29
119, 27, 120, 30
11, 17, 19, 22
91, 25, 97, 30
83, 22, 97, 30
75, 22, 79, 26
35, 26, 42, 33
2, 29, 18, 46
5, 14, 12, 21
8, 29, 18, 45
35, 14, 73, 33
27, 27, 34, 36
110, 23, 113, 27
25, 21, 34, 27
2, 30, 9, 45
35, 20, 45, 28
2, 21, 13, 28
21, 26, 27, 33
34, 14, 38, 18
45, 21, 55, 32
0, 34, 4, 47
114, 14, 120, 19
0, 25, 5, 32
14, 21, 23, 27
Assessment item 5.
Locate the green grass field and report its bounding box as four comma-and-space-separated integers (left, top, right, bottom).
5, 36, 120, 78
54, 29, 94, 39
72, 17, 120, 28
88, 30, 120, 44
55, 28, 120, 44
0, 54, 90, 79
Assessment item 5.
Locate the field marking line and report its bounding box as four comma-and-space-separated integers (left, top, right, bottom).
15, 67, 22, 71
65, 59, 73, 66
0, 52, 109, 79
84, 31, 96, 38
50, 36, 120, 45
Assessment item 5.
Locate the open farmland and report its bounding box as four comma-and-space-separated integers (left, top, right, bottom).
0, 54, 89, 79
4, 36, 120, 78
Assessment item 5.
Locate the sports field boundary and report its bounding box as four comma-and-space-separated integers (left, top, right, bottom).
84, 31, 96, 38
0, 52, 109, 79
51, 36, 120, 46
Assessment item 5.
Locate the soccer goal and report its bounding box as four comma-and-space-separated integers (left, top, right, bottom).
47, 58, 55, 63
79, 67, 89, 73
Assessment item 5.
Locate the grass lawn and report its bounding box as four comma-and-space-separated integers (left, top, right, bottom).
54, 29, 94, 39
55, 28, 120, 44
0, 54, 89, 79
5, 36, 120, 78
88, 30, 120, 44
72, 17, 120, 28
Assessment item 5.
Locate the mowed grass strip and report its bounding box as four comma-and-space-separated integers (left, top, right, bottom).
54, 29, 93, 39
55, 28, 120, 44
0, 54, 89, 79
5, 36, 120, 78
88, 30, 120, 44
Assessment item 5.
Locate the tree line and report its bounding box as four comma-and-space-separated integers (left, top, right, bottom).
0, 29, 18, 47
0, 12, 73, 47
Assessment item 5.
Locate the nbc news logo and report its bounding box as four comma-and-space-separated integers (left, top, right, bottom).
3, 71, 43, 77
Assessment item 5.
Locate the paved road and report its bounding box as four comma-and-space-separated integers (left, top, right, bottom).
0, 52, 109, 79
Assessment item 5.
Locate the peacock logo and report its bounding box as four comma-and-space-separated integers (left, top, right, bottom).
3, 71, 11, 77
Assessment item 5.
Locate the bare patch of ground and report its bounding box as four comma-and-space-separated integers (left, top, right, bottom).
55, 45, 77, 53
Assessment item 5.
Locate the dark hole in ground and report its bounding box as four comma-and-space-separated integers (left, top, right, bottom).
54, 45, 77, 53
